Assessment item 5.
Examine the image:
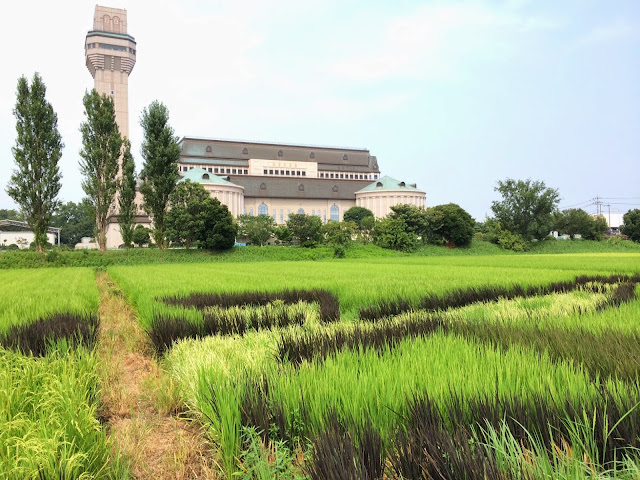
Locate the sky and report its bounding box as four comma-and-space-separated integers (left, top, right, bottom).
1, 0, 638, 221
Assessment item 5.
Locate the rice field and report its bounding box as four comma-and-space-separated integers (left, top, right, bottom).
0, 268, 127, 479
105, 253, 640, 478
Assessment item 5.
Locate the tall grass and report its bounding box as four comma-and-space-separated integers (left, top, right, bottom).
0, 345, 128, 478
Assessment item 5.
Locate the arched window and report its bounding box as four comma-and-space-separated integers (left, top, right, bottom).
258, 203, 268, 215
112, 16, 120, 33
103, 15, 111, 31
297, 208, 305, 214
330, 204, 339, 221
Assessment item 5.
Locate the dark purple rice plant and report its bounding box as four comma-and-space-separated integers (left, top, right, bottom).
0, 312, 98, 356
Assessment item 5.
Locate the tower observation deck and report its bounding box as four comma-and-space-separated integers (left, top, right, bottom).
85, 5, 136, 138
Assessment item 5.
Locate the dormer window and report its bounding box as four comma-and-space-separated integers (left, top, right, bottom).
309, 152, 315, 159
343, 154, 348, 161
376, 182, 383, 187
202, 173, 210, 180
278, 150, 283, 157
206, 145, 212, 153
260, 183, 266, 190
298, 184, 304, 191
332, 185, 338, 192
242, 147, 248, 155
399, 181, 406, 187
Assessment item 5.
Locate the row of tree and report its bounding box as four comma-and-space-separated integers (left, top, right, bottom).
6, 73, 235, 252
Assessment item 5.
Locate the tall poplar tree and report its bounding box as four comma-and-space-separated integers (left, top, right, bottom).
139, 101, 180, 249
6, 73, 63, 253
79, 89, 122, 250
118, 138, 137, 248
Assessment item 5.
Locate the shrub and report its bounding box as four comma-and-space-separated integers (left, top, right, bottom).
373, 217, 418, 252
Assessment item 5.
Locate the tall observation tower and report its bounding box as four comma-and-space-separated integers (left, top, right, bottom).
85, 5, 136, 138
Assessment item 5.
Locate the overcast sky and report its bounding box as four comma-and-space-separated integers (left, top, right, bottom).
1, 0, 638, 220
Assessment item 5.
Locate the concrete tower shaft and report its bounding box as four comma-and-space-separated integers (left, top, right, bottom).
85, 5, 136, 138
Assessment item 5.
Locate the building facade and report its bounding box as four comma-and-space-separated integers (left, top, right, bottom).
177, 138, 382, 224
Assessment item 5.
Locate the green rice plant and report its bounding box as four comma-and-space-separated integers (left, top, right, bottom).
0, 268, 98, 332
108, 259, 602, 327
0, 344, 128, 479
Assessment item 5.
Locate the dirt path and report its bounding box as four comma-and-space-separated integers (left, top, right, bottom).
96, 271, 215, 479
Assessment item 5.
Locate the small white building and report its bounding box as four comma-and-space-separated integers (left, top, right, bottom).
0, 220, 60, 249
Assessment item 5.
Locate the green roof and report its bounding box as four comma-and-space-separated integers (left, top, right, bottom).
179, 168, 239, 186
355, 175, 422, 193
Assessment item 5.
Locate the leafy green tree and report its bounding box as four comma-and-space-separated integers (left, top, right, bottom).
322, 220, 355, 247
343, 207, 374, 228
197, 198, 237, 250
6, 73, 63, 253
373, 217, 418, 252
51, 200, 95, 246
237, 214, 275, 246
139, 101, 181, 249
118, 138, 137, 248
427, 203, 475, 247
274, 225, 293, 245
79, 89, 122, 250
286, 213, 323, 247
554, 208, 607, 240
358, 215, 376, 243
165, 180, 209, 248
389, 204, 430, 240
622, 209, 640, 243
132, 224, 151, 247
588, 215, 609, 241
491, 178, 560, 241
0, 209, 22, 221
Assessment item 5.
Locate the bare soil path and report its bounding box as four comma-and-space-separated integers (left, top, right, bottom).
96, 271, 216, 479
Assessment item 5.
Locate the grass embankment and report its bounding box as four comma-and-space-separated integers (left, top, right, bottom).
0, 238, 638, 269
